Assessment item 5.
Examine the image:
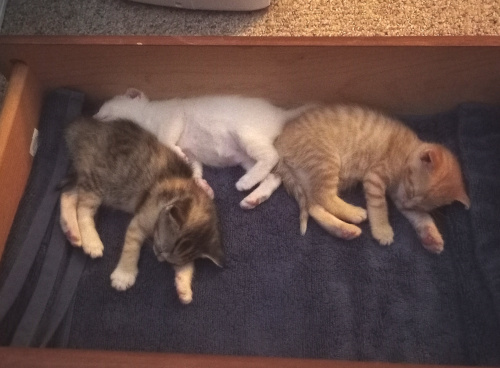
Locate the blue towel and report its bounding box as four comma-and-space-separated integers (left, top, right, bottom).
1, 93, 499, 365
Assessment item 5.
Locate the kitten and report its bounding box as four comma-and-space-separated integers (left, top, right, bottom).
59, 117, 223, 304
93, 88, 311, 209
251, 105, 470, 254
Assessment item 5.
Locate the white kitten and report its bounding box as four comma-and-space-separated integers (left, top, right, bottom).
94, 88, 311, 208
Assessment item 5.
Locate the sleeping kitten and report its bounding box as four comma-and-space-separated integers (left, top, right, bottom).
251, 105, 470, 254
93, 88, 311, 208
59, 117, 223, 304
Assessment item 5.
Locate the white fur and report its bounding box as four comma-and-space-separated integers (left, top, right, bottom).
94, 89, 311, 208
239, 173, 282, 209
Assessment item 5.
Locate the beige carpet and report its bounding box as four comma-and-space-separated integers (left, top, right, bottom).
0, 0, 499, 36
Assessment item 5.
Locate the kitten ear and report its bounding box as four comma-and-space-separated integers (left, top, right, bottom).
169, 196, 193, 227
125, 88, 146, 100
420, 147, 442, 170
454, 187, 471, 210
203, 247, 225, 268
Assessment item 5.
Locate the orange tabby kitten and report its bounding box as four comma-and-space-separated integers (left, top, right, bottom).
265, 105, 470, 253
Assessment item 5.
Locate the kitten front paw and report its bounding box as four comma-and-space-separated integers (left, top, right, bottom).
419, 225, 444, 254
175, 276, 193, 304
172, 145, 189, 163
110, 268, 138, 291
371, 225, 394, 246
195, 177, 214, 199
177, 286, 193, 305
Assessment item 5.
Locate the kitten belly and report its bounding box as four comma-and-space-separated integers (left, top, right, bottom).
179, 130, 243, 167
186, 146, 244, 167
338, 177, 360, 192
338, 166, 366, 191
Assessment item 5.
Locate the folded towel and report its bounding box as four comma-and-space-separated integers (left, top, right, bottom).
1, 92, 499, 365
0, 89, 86, 346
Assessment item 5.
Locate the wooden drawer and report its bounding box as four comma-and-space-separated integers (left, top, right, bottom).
1, 35, 499, 368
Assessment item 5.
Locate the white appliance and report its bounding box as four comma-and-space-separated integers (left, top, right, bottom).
0, 0, 7, 28
130, 0, 270, 11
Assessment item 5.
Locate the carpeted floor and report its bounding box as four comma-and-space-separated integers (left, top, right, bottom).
1, 0, 499, 36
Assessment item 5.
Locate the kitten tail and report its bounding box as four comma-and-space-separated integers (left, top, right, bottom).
274, 160, 310, 235
300, 208, 308, 235
284, 103, 317, 122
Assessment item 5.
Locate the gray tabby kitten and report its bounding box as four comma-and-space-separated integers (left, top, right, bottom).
59, 117, 223, 304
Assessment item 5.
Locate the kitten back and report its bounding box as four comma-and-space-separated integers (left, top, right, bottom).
66, 117, 193, 182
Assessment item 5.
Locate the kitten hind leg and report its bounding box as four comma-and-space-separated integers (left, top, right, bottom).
240, 173, 282, 209
235, 134, 279, 191
319, 192, 367, 224
309, 204, 362, 240
77, 190, 104, 258
174, 262, 195, 304
308, 157, 366, 225
60, 188, 82, 246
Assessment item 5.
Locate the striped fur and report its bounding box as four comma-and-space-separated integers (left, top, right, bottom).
273, 105, 470, 253
59, 117, 223, 303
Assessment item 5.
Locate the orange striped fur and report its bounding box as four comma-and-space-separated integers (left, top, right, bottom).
273, 105, 470, 253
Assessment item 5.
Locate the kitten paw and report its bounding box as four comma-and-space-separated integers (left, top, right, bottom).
340, 224, 362, 240
372, 225, 394, 246
195, 177, 214, 199
175, 278, 193, 305
82, 241, 104, 258
316, 215, 361, 240
419, 225, 444, 254
60, 219, 82, 246
80, 229, 104, 258
235, 175, 256, 192
348, 207, 368, 224
64, 230, 82, 247
240, 194, 269, 209
172, 145, 189, 163
177, 287, 193, 305
110, 268, 137, 291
